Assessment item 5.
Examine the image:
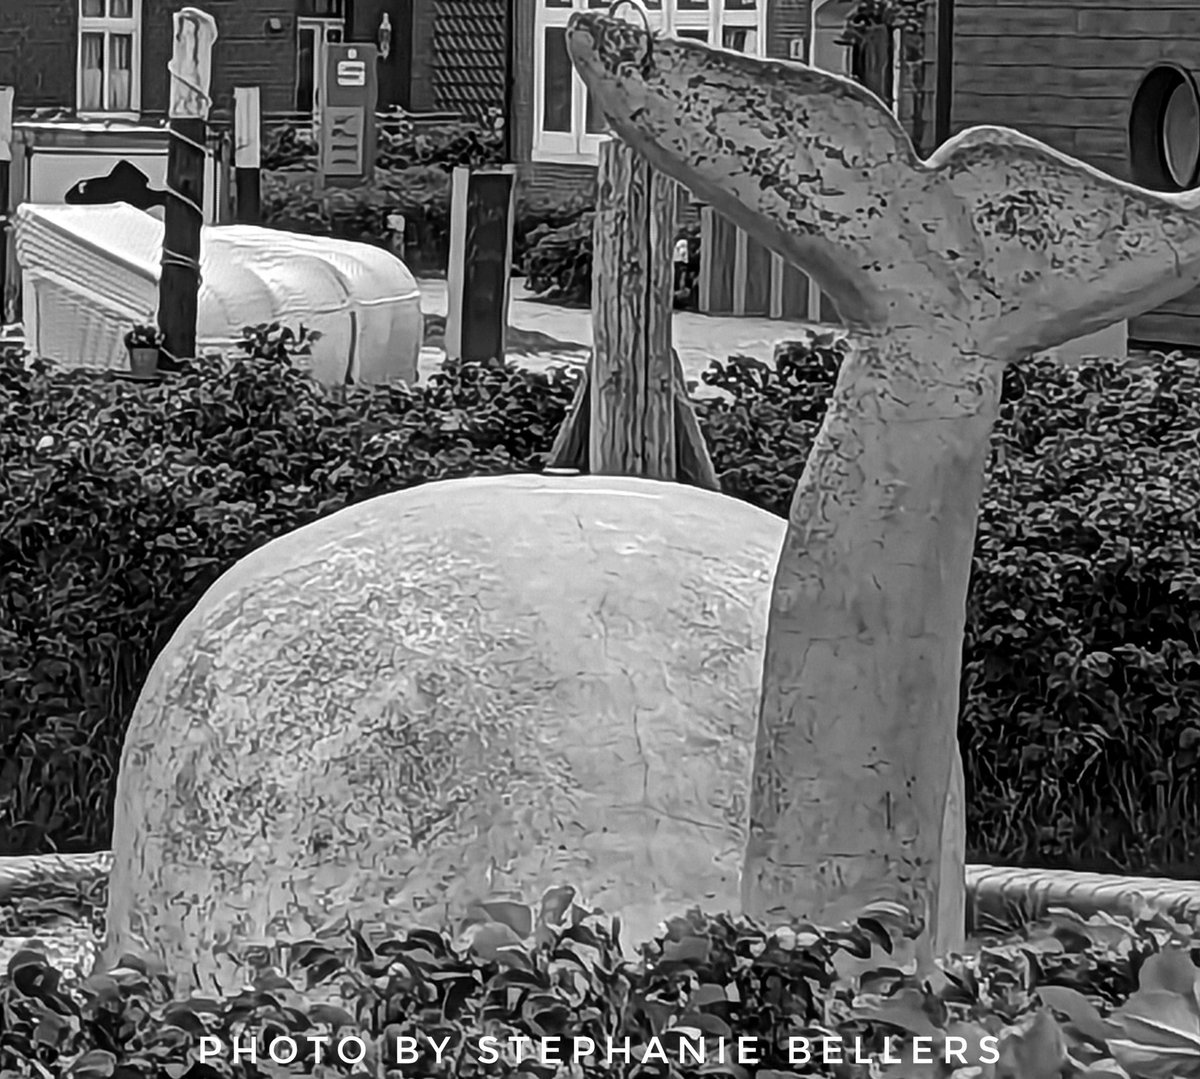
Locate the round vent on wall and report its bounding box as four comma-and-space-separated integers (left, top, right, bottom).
1130, 64, 1200, 191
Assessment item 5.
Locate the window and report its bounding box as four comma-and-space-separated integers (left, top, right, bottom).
1130, 65, 1200, 192
78, 0, 141, 115
533, 0, 764, 165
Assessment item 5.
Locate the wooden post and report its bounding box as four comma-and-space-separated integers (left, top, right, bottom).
590, 138, 674, 477
0, 86, 13, 326
548, 139, 719, 490
157, 8, 217, 364
233, 86, 261, 224
445, 165, 517, 363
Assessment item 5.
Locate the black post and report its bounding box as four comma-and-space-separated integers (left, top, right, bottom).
234, 86, 262, 224
934, 0, 955, 146
157, 8, 217, 364
0, 86, 12, 325
502, 0, 516, 162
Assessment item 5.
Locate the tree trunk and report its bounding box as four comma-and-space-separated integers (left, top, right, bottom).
741, 329, 999, 959
590, 138, 677, 478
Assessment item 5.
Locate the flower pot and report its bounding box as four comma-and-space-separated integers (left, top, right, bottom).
127, 345, 160, 379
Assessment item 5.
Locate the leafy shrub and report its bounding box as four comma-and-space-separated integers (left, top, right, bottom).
693, 341, 1200, 878
376, 110, 505, 172
524, 213, 702, 309
3, 336, 1200, 882
262, 169, 594, 277
4, 893, 1200, 1079
261, 166, 452, 273
0, 337, 577, 855
259, 114, 504, 173
260, 123, 317, 171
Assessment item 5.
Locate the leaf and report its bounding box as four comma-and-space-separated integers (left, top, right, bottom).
1036, 985, 1122, 1043
539, 886, 576, 927
661, 936, 710, 965
469, 922, 532, 968
855, 989, 940, 1039
1137, 948, 1200, 997
1113, 989, 1200, 1053
68, 1051, 117, 1079
476, 901, 534, 939
993, 1011, 1068, 1079
689, 983, 729, 1007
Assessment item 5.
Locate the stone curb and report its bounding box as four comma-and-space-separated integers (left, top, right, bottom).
4, 853, 1200, 932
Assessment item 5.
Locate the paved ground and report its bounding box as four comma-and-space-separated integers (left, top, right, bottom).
416, 277, 822, 389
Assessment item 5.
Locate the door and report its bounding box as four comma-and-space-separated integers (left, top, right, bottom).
296, 18, 345, 113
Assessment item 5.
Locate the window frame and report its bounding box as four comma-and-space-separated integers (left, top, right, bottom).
77, 0, 142, 119
532, 0, 766, 166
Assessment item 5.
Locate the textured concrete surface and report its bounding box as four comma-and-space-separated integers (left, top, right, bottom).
416, 277, 818, 382
107, 475, 786, 987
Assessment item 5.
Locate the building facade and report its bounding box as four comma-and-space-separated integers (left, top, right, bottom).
947, 0, 1200, 344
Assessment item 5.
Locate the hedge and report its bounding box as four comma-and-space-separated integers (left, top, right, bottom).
261, 167, 596, 279
2, 335, 1199, 881
3, 890, 1199, 1079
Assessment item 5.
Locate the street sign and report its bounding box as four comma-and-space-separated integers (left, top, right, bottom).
318, 43, 377, 185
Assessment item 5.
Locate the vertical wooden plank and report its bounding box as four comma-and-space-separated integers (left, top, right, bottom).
699, 205, 714, 314
589, 138, 676, 479
444, 165, 470, 361
769, 251, 784, 320
0, 86, 13, 326
233, 86, 262, 224
733, 225, 748, 315
743, 233, 772, 316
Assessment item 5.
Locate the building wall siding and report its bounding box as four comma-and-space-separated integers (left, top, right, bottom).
950, 0, 1200, 343
0, 0, 77, 109
142, 0, 299, 118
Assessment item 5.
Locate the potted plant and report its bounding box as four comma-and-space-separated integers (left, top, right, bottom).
124, 323, 164, 379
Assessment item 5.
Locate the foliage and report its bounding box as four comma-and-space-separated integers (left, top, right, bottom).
6, 894, 1200, 1078
121, 324, 162, 351
261, 168, 595, 278
3, 335, 1200, 881
260, 113, 505, 173
261, 166, 453, 273
524, 213, 702, 309
0, 336, 577, 856
842, 0, 932, 36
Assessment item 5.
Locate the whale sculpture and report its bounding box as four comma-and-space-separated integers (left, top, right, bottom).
107, 14, 1200, 983
563, 9, 1200, 959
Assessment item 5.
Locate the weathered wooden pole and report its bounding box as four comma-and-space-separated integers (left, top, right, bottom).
0, 86, 13, 325
233, 86, 261, 224
589, 138, 675, 476
547, 138, 718, 488
157, 8, 217, 363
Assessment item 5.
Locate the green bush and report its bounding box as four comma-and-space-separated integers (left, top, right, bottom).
261, 166, 453, 273
4, 894, 1200, 1079
259, 114, 505, 173
523, 213, 701, 309
3, 336, 1199, 881
261, 168, 594, 278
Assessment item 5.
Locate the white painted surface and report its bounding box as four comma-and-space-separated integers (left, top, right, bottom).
14, 202, 423, 382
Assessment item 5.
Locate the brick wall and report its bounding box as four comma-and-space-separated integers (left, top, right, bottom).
950, 0, 1200, 343
142, 0, 299, 118
0, 0, 77, 109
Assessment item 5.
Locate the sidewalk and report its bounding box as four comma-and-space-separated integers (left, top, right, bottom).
417, 278, 823, 389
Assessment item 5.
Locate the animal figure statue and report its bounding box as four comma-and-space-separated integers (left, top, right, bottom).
563, 9, 1200, 958
107, 14, 1200, 985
